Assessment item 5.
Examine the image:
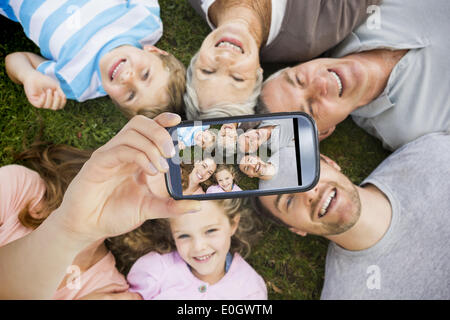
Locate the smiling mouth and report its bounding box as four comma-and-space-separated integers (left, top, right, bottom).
196, 172, 203, 180
329, 70, 343, 97
319, 189, 337, 218
194, 253, 214, 262
255, 162, 261, 173
215, 38, 244, 54
109, 59, 126, 81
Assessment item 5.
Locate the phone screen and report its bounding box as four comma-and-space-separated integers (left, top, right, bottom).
174, 117, 303, 196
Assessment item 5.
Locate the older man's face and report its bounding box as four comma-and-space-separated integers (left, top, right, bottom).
237, 128, 271, 153
193, 23, 261, 109
239, 155, 272, 178
260, 57, 371, 137
259, 157, 361, 236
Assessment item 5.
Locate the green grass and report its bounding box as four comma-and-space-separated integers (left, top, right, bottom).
0, 1, 390, 299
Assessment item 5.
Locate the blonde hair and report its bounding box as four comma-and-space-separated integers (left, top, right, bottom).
115, 52, 187, 119
184, 52, 264, 120
213, 164, 239, 185
107, 198, 262, 275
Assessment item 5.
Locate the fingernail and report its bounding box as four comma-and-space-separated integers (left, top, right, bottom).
159, 157, 169, 171
165, 113, 181, 121
148, 162, 158, 175
163, 141, 176, 158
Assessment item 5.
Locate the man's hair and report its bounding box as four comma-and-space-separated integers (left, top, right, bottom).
114, 52, 186, 119
184, 51, 264, 119
250, 196, 292, 228
255, 67, 290, 115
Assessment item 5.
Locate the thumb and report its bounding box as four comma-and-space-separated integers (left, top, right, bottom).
141, 196, 201, 220
153, 112, 182, 128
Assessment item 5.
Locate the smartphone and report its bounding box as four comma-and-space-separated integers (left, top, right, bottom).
165, 112, 319, 200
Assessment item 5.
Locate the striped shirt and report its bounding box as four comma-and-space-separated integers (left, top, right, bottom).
177, 125, 210, 148
0, 0, 163, 102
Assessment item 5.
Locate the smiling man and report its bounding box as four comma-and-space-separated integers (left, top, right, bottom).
254, 132, 450, 299
259, 0, 450, 150
239, 155, 276, 181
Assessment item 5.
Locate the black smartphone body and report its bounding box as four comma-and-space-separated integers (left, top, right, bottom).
165, 112, 320, 200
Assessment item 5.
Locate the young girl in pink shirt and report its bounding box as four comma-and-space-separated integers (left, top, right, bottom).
109, 182, 267, 299
206, 165, 243, 193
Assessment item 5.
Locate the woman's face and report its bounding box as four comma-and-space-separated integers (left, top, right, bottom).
170, 201, 239, 284
193, 23, 261, 110
216, 169, 234, 192
194, 130, 216, 149
219, 124, 238, 150
190, 158, 217, 184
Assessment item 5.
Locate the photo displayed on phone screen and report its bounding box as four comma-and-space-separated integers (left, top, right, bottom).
175, 118, 302, 196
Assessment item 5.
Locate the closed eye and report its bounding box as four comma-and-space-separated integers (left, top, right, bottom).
307, 99, 315, 117
127, 91, 136, 102
232, 75, 244, 82
142, 70, 149, 81
201, 69, 214, 75
286, 195, 294, 211
295, 74, 304, 87
206, 228, 218, 234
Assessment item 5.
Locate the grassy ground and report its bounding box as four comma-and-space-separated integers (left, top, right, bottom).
0, 1, 390, 299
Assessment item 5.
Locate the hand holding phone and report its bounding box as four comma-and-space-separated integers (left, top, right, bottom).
165, 113, 320, 200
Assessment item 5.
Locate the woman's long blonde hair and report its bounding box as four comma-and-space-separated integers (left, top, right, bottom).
108, 198, 262, 275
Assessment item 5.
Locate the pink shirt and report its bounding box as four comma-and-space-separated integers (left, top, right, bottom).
0, 165, 127, 300
206, 184, 243, 193
127, 251, 267, 300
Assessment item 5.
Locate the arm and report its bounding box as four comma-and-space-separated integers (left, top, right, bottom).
5, 52, 45, 84
0, 113, 201, 299
5, 52, 66, 110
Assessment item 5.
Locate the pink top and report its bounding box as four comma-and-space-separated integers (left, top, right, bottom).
127, 251, 267, 300
0, 165, 127, 300
206, 184, 243, 194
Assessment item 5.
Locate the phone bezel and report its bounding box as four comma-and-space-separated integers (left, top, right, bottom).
165, 112, 320, 200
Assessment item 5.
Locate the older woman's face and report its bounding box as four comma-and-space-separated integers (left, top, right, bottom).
193, 23, 261, 109
191, 158, 217, 184
260, 56, 371, 135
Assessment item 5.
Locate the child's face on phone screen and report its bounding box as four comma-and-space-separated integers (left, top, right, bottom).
216, 170, 234, 192
170, 202, 239, 285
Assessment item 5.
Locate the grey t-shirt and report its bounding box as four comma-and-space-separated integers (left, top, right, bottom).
321, 132, 450, 300
332, 0, 450, 151
259, 119, 295, 154
259, 145, 298, 190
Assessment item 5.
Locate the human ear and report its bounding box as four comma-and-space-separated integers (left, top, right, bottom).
318, 126, 336, 141
289, 227, 307, 237
230, 214, 241, 236
143, 45, 169, 56
320, 154, 341, 171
